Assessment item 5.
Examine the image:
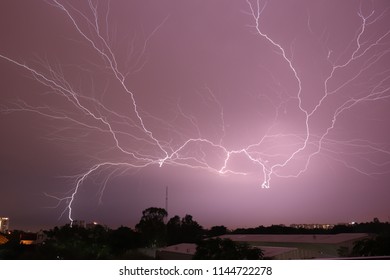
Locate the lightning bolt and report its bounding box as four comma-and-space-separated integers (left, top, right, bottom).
245, 0, 390, 184
1, 0, 390, 225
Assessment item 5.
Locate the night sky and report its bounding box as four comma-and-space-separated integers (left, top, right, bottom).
1, 0, 390, 231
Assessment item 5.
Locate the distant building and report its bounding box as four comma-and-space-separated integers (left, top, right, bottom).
36, 230, 47, 244
20, 230, 47, 245
20, 232, 37, 245
290, 223, 335, 230
0, 217, 9, 233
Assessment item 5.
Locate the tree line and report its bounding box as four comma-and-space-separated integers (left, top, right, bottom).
0, 209, 389, 259
0, 207, 234, 259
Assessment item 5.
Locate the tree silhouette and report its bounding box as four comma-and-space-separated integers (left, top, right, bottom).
208, 225, 228, 237
166, 214, 203, 245
180, 215, 203, 243
167, 215, 182, 245
351, 232, 390, 257
108, 226, 142, 256
135, 207, 167, 247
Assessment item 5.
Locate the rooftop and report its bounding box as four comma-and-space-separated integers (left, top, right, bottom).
257, 246, 298, 257
0, 234, 8, 245
161, 243, 197, 255
160, 243, 302, 259
220, 233, 369, 244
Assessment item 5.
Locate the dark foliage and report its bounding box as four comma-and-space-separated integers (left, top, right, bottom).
135, 207, 167, 247
2, 214, 389, 259
351, 232, 390, 257
207, 225, 228, 237
232, 218, 390, 235
167, 215, 203, 245
108, 226, 143, 255
0, 225, 149, 260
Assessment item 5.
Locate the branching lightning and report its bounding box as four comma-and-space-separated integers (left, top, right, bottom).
1, 0, 390, 225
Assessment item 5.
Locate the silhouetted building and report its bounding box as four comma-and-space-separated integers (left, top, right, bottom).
20, 230, 47, 245
20, 232, 37, 245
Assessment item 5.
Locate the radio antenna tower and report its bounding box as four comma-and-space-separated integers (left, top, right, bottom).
165, 186, 168, 216
163, 186, 169, 223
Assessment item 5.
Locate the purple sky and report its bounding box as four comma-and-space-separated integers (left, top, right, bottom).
1, 0, 390, 231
